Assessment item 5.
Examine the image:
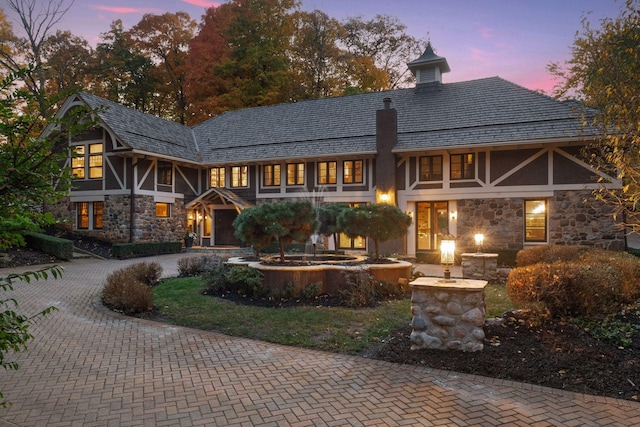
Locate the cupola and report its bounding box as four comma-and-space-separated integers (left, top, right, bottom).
407, 42, 450, 88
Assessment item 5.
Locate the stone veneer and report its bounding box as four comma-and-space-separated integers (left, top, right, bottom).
410, 277, 488, 352
455, 190, 624, 252
461, 253, 498, 282
47, 194, 186, 244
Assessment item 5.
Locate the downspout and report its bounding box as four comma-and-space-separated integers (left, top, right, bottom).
130, 158, 137, 243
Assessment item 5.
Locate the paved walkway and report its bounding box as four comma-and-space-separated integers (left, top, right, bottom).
0, 254, 638, 426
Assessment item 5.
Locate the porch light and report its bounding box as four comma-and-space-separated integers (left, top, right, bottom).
474, 233, 484, 253
379, 193, 391, 203
440, 235, 456, 281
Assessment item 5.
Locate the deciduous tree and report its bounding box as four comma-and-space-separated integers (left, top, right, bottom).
549, 0, 640, 231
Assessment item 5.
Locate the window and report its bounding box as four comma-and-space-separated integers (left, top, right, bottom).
72, 143, 103, 179
231, 165, 248, 188
343, 160, 363, 184
88, 143, 103, 179
450, 153, 474, 180
317, 161, 337, 185
210, 167, 225, 188
156, 202, 170, 218
287, 163, 305, 186
158, 161, 172, 186
76, 202, 103, 230
339, 203, 367, 250
416, 201, 448, 251
525, 200, 547, 242
419, 156, 443, 181
263, 164, 281, 186
72, 146, 85, 178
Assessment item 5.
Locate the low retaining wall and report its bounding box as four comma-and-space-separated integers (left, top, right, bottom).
227, 257, 413, 295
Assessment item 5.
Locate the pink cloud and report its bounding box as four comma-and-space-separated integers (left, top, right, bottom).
476, 25, 495, 39
92, 5, 140, 14
182, 0, 220, 7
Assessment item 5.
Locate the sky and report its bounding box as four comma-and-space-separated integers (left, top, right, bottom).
3, 0, 627, 94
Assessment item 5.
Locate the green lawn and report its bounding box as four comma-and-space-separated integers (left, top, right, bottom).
152, 277, 515, 354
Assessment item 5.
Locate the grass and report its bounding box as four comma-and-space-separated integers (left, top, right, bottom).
152, 277, 515, 354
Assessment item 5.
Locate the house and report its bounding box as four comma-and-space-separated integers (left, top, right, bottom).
46, 43, 625, 257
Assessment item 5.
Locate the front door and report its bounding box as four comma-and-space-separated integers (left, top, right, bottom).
416, 201, 449, 252
214, 210, 241, 246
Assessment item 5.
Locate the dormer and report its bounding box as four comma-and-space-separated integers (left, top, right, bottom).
407, 42, 450, 89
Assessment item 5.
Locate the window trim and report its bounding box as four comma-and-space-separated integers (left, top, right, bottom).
231, 165, 249, 188
76, 201, 103, 230
210, 166, 226, 188
287, 163, 305, 186
450, 153, 475, 180
71, 142, 103, 180
263, 164, 281, 187
156, 202, 171, 218
317, 161, 337, 185
343, 160, 364, 184
418, 155, 443, 181
524, 199, 547, 243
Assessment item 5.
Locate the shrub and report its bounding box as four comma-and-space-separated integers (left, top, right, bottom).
506, 248, 640, 319
339, 270, 379, 308
178, 255, 222, 277
102, 265, 154, 314
301, 282, 322, 301
515, 244, 586, 267
24, 232, 73, 260
111, 241, 182, 259
127, 261, 163, 286
203, 264, 265, 299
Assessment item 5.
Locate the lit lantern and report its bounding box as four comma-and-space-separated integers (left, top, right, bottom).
474, 233, 484, 253
440, 236, 456, 281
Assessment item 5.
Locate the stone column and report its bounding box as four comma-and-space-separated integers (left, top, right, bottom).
461, 253, 498, 281
410, 277, 488, 352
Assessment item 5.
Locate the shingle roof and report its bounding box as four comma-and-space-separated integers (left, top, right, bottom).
78, 92, 200, 162
77, 77, 590, 165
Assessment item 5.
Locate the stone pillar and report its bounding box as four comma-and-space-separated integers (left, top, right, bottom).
461, 253, 498, 281
410, 277, 488, 352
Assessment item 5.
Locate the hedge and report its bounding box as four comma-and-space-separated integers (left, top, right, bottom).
111, 241, 182, 259
25, 232, 73, 260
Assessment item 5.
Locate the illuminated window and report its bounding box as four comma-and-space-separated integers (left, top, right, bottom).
72, 146, 85, 178
450, 153, 474, 180
343, 160, 363, 184
158, 161, 172, 186
231, 165, 248, 187
210, 167, 225, 188
339, 202, 367, 250
88, 143, 103, 179
93, 202, 103, 229
263, 164, 281, 186
287, 163, 304, 186
156, 202, 170, 218
317, 161, 337, 185
525, 200, 547, 242
419, 156, 443, 181
76, 202, 103, 230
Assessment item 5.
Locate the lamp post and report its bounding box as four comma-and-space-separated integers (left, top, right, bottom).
474, 233, 484, 253
440, 235, 456, 281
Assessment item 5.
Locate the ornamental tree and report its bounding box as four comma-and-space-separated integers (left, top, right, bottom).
338, 203, 411, 259
233, 200, 318, 262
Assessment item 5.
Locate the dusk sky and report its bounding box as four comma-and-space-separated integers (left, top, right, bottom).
3, 0, 626, 94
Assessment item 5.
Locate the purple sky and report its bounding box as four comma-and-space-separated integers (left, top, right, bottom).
4, 0, 625, 94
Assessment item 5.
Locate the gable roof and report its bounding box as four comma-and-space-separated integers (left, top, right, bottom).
71, 77, 590, 166
77, 92, 201, 163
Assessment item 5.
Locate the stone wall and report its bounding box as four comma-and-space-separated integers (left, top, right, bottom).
455, 191, 624, 252
47, 194, 186, 244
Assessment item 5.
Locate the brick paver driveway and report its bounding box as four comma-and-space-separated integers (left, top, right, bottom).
1, 255, 639, 426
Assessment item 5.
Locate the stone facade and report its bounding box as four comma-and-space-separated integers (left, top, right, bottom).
410, 278, 488, 352
47, 195, 186, 244
455, 190, 624, 252
461, 253, 498, 282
